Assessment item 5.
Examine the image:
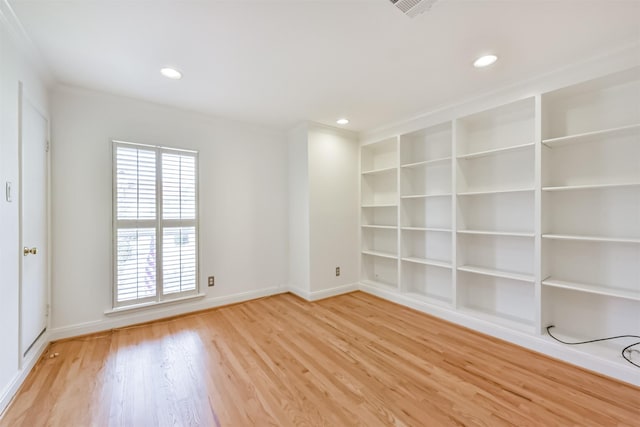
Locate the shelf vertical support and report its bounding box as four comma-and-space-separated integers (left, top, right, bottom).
396, 136, 402, 291
534, 94, 543, 335
451, 119, 458, 310
358, 136, 363, 288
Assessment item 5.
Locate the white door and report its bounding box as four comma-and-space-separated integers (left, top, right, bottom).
20, 93, 48, 357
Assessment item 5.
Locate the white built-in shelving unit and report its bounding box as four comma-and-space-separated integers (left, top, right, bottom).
540, 67, 640, 360
359, 66, 640, 379
399, 123, 454, 306
361, 137, 399, 289
455, 98, 537, 332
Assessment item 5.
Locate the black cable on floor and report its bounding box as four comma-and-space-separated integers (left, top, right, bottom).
546, 325, 640, 368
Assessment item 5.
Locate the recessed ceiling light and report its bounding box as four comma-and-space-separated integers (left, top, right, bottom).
160, 67, 182, 79
473, 54, 498, 68
336, 118, 349, 125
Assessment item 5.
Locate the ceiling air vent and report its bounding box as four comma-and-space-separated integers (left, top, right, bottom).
390, 0, 439, 18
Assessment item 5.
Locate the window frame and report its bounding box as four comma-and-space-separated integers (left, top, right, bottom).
111, 140, 200, 309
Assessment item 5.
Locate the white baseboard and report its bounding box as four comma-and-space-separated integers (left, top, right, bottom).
358, 282, 640, 387
307, 283, 359, 301
286, 282, 358, 301
0, 331, 50, 417
48, 286, 287, 341
19, 282, 357, 364
286, 286, 311, 300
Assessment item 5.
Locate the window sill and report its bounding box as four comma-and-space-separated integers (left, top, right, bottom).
104, 293, 206, 316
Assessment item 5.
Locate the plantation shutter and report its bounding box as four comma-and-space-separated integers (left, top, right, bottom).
113, 141, 198, 307
161, 152, 197, 295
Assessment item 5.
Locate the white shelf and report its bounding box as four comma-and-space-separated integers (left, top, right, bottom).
458, 230, 535, 238
459, 306, 535, 334
542, 234, 640, 244
361, 203, 397, 208
361, 166, 397, 176
457, 265, 534, 283
542, 123, 640, 148
400, 157, 452, 169
457, 188, 534, 196
542, 182, 640, 192
457, 142, 535, 160
401, 257, 451, 269
401, 227, 451, 232
361, 225, 397, 230
361, 250, 398, 260
542, 278, 640, 302
400, 193, 451, 199
403, 291, 451, 308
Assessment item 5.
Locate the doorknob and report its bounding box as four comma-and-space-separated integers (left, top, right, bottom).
23, 247, 38, 256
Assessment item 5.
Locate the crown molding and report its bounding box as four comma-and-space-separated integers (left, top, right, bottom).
307, 121, 359, 139
0, 0, 55, 86
360, 41, 640, 143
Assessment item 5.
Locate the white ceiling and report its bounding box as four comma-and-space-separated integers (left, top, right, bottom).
8, 0, 640, 132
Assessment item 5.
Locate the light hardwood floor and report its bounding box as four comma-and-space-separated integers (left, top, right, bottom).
1, 292, 638, 426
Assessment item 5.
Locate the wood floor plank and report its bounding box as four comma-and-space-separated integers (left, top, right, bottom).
1, 291, 638, 426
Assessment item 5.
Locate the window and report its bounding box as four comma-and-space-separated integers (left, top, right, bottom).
113, 141, 198, 308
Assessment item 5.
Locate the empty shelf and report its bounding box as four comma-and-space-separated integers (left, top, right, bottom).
542, 278, 640, 301
401, 227, 452, 232
542, 182, 640, 192
401, 257, 452, 269
542, 234, 640, 244
361, 166, 397, 175
457, 188, 534, 196
401, 157, 452, 169
458, 230, 535, 238
542, 123, 640, 148
457, 142, 535, 160
401, 193, 452, 199
361, 203, 397, 208
361, 250, 398, 260
457, 265, 534, 282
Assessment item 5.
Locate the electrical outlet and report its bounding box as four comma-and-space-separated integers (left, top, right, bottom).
336, 267, 340, 277
208, 276, 215, 287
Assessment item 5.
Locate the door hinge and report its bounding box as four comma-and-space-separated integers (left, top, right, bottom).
46, 304, 50, 317
45, 140, 50, 152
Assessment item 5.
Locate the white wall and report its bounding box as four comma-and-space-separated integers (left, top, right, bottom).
49, 85, 288, 335
308, 124, 359, 293
286, 123, 359, 299
0, 8, 50, 412
287, 123, 310, 293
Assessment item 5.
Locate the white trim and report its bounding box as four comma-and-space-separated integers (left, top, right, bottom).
358, 282, 640, 387
48, 287, 287, 341
307, 283, 359, 301
287, 286, 311, 301
307, 121, 358, 139
104, 293, 206, 316
51, 283, 357, 342
0, 331, 49, 417
287, 283, 359, 302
